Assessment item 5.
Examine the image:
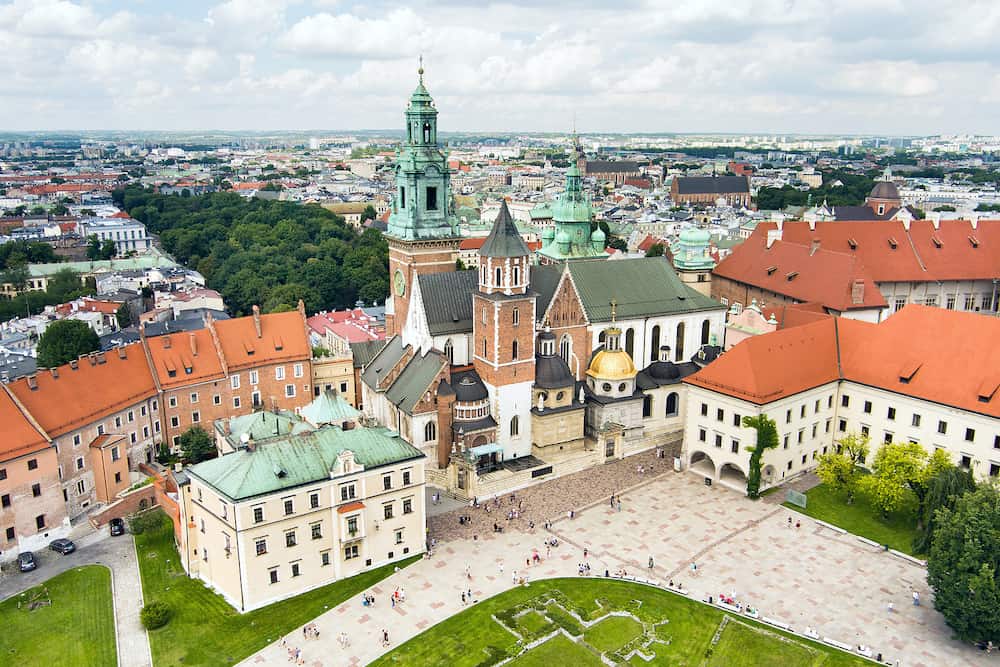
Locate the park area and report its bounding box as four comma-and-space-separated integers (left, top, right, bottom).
133, 510, 418, 667
371, 578, 868, 667
0, 565, 117, 667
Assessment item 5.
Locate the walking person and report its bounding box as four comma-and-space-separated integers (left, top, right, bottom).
912, 591, 920, 606
648, 556, 654, 570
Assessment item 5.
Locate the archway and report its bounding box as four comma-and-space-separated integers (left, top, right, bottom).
718, 463, 748, 492
472, 435, 488, 448
761, 464, 777, 488
688, 451, 716, 478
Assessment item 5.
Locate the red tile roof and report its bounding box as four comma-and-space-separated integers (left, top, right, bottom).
146, 329, 226, 389
687, 305, 1000, 418
0, 388, 50, 462
212, 309, 310, 371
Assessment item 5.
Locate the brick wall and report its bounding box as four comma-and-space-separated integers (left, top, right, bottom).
711, 275, 797, 311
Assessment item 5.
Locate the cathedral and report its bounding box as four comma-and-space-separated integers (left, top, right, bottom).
361, 68, 727, 498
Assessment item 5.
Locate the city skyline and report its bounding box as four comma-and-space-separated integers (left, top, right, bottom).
1, 1, 999, 135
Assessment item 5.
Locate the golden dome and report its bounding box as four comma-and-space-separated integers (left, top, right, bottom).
586, 348, 637, 381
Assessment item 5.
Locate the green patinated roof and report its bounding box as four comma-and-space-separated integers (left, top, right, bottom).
565, 258, 724, 321
480, 201, 530, 258
385, 350, 446, 414
28, 247, 179, 278
217, 411, 311, 445
530, 203, 553, 219
300, 390, 360, 426
188, 426, 424, 501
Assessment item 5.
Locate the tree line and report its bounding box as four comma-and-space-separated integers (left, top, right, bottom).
114, 186, 389, 316
754, 169, 877, 210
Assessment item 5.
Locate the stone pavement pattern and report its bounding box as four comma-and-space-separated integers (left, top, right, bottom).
239, 471, 988, 667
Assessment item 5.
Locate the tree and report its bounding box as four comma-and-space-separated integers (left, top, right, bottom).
455, 258, 467, 271
933, 205, 956, 212
178, 426, 216, 464
100, 239, 117, 260
86, 234, 101, 260
815, 432, 870, 503
861, 440, 952, 518
926, 485, 1000, 644
361, 205, 377, 222
50, 203, 69, 216
116, 303, 132, 330
80, 208, 96, 217
645, 243, 665, 258
46, 268, 86, 303
741, 414, 779, 498
913, 466, 975, 553
1, 263, 29, 292
37, 319, 100, 368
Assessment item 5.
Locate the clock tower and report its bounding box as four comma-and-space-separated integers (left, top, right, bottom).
385, 61, 462, 337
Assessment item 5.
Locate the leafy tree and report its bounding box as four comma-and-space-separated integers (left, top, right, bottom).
46, 268, 85, 303
37, 319, 100, 368
116, 303, 132, 330
861, 440, 952, 518
100, 238, 117, 259
50, 203, 69, 215
361, 205, 377, 222
86, 234, 101, 260
933, 205, 956, 212
178, 426, 216, 464
455, 258, 467, 270
913, 466, 975, 554
29, 205, 46, 216
926, 485, 1000, 644
80, 208, 97, 217
741, 414, 779, 498
1, 264, 29, 292
645, 243, 665, 258
815, 432, 870, 503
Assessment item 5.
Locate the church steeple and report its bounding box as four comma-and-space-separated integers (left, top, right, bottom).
478, 201, 530, 296
539, 159, 607, 264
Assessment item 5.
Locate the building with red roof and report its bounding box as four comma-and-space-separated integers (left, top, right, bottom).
682, 305, 1000, 493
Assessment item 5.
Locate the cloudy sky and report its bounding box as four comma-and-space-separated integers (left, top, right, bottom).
1, 0, 998, 134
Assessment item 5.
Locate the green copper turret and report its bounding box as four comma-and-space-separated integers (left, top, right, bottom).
539, 162, 607, 262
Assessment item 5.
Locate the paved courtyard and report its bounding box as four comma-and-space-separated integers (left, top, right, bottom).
239, 470, 989, 667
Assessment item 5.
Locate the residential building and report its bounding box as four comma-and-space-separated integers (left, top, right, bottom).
78, 215, 152, 254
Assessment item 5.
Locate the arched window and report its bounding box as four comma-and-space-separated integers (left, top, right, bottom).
701, 319, 710, 346
512, 266, 521, 286
512, 339, 519, 360
424, 421, 436, 442
444, 339, 454, 365
510, 415, 519, 437
649, 325, 661, 363
625, 328, 635, 358
495, 267, 502, 286
666, 392, 679, 417
675, 322, 686, 361
422, 122, 431, 143
512, 307, 519, 326
598, 331, 606, 345
642, 395, 652, 417
559, 335, 571, 364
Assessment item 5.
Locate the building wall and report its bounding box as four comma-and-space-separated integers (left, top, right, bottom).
89, 436, 131, 504
0, 447, 70, 560
184, 458, 426, 611
387, 238, 461, 337
587, 311, 725, 368
312, 356, 356, 406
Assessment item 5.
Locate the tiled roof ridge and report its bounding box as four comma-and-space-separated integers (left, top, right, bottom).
2, 383, 51, 444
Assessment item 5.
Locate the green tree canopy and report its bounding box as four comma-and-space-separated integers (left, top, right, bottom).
861, 440, 953, 518
815, 432, 870, 503
926, 485, 1000, 644
645, 243, 665, 258
116, 303, 132, 330
37, 319, 100, 368
178, 426, 216, 464
913, 466, 975, 554
741, 414, 779, 498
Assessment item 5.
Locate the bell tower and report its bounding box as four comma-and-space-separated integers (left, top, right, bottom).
385, 59, 462, 338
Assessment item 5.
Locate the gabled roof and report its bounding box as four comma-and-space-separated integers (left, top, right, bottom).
0, 388, 49, 462
145, 329, 225, 389
675, 175, 749, 195
188, 426, 424, 501
385, 350, 446, 414
351, 339, 387, 369
300, 390, 361, 426
480, 201, 530, 258
360, 336, 407, 389
212, 309, 310, 371
587, 160, 639, 173
417, 270, 478, 336
7, 347, 157, 437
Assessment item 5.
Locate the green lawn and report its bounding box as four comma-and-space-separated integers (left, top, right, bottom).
783, 483, 921, 555
372, 578, 870, 667
0, 565, 116, 667
516, 609, 552, 636
134, 511, 419, 667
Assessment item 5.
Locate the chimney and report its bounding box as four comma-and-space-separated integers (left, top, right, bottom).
88, 353, 97, 366
902, 217, 910, 232
766, 229, 782, 249
930, 212, 941, 230
851, 279, 865, 305
163, 336, 171, 349
807, 219, 815, 232
117, 346, 127, 360
252, 305, 262, 338
26, 375, 37, 390
69, 359, 78, 370
96, 352, 106, 364
189, 332, 197, 356
810, 238, 821, 256
970, 213, 979, 230
50, 368, 59, 379
776, 219, 783, 233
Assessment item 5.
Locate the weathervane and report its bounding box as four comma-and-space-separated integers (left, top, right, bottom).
418, 55, 424, 83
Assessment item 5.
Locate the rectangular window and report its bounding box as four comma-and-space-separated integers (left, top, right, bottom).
191, 411, 200, 424
938, 420, 948, 435
403, 498, 413, 514
340, 484, 356, 501
0, 468, 5, 481
989, 463, 1000, 477
190, 392, 198, 404
800, 405, 806, 418
384, 503, 394, 520
797, 430, 803, 444
811, 423, 817, 438
154, 420, 160, 433
716, 408, 724, 422
35, 515, 46, 530
961, 454, 972, 469
395, 529, 404, 545
143, 426, 149, 438
310, 493, 320, 509
231, 375, 240, 389
269, 569, 278, 584
321, 551, 331, 566
5, 527, 13, 541
77, 457, 84, 470
285, 384, 295, 398
783, 434, 789, 449
311, 523, 322, 540
730, 440, 739, 454
291, 562, 301, 577
347, 516, 358, 535
170, 416, 179, 428
213, 394, 221, 406
74, 434, 81, 446
426, 186, 438, 211
294, 363, 304, 378
700, 403, 708, 416
383, 475, 392, 490
284, 499, 294, 515
785, 409, 791, 424
253, 506, 264, 523
256, 538, 267, 556
111, 446, 120, 461
863, 400, 872, 414
76, 479, 85, 494
965, 428, 976, 442
114, 472, 122, 483
841, 394, 850, 408
995, 435, 1000, 450
887, 407, 896, 420
115, 416, 121, 428
275, 366, 285, 381
698, 429, 706, 442
714, 434, 722, 448
1, 494, 9, 508
250, 370, 259, 385
169, 396, 177, 408
233, 396, 241, 409
732, 413, 741, 427
946, 296, 956, 310
884, 432, 893, 443
285, 531, 296, 548
27, 458, 38, 471
861, 425, 870, 437
912, 414, 922, 428
32, 483, 41, 497
345, 545, 359, 560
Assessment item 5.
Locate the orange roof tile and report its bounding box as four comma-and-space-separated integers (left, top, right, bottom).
7, 347, 157, 437
212, 309, 310, 372
0, 388, 50, 462
337, 500, 365, 514
145, 329, 226, 388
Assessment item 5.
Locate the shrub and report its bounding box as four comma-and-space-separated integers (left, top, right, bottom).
129, 508, 167, 535
141, 600, 171, 630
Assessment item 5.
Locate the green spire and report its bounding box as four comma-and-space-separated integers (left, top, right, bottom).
539, 162, 606, 262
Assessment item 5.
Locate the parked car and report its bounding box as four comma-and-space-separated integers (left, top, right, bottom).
109, 518, 125, 536
49, 538, 76, 555
17, 552, 37, 572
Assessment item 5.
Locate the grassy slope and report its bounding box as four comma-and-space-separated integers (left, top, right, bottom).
134, 512, 419, 667
0, 565, 116, 667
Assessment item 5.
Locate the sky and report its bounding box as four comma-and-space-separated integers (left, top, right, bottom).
1, 0, 999, 135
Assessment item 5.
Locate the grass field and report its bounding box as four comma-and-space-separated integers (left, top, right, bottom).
783, 482, 921, 555
134, 511, 419, 667
372, 578, 869, 667
0, 565, 116, 667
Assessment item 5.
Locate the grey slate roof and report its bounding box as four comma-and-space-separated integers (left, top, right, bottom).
587, 160, 640, 173
451, 370, 489, 401
480, 201, 530, 258
675, 175, 749, 195
530, 264, 563, 320
831, 205, 898, 221
417, 270, 478, 336
361, 336, 407, 389
385, 350, 445, 414
351, 339, 388, 369
535, 354, 575, 389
